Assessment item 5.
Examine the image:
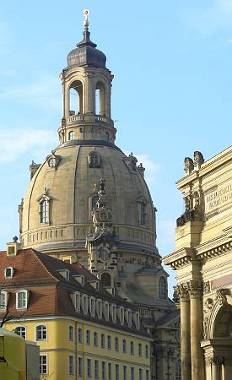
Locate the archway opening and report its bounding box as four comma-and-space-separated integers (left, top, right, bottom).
69, 80, 83, 115
95, 82, 106, 116
213, 305, 232, 338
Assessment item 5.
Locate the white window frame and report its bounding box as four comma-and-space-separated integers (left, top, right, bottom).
40, 354, 48, 375
16, 289, 29, 310
4, 267, 14, 279
36, 324, 47, 341
39, 195, 50, 224
0, 290, 7, 311
81, 294, 89, 315
96, 299, 103, 319
68, 325, 74, 341
15, 326, 26, 339
68, 354, 75, 375
73, 292, 81, 312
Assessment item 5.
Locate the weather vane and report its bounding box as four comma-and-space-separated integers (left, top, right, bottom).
83, 9, 89, 30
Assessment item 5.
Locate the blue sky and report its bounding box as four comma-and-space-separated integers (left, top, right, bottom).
1, 0, 232, 293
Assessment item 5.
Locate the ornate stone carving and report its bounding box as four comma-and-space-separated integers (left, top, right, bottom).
216, 288, 229, 305
29, 160, 40, 179
124, 153, 138, 171
184, 157, 194, 175
46, 150, 61, 169
203, 281, 210, 294
88, 151, 101, 168
176, 283, 189, 301
188, 279, 203, 298
194, 151, 204, 170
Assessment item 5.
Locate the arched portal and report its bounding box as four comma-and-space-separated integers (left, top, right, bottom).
203, 304, 232, 380
69, 80, 83, 115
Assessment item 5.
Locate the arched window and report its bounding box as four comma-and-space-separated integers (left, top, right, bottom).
159, 277, 167, 299
68, 131, 75, 140
69, 80, 83, 115
101, 272, 111, 287
95, 82, 106, 115
138, 201, 146, 225
15, 326, 26, 339
36, 325, 47, 341
39, 195, 50, 224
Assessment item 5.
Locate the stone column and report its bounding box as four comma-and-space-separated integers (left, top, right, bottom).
211, 356, 223, 380
189, 280, 205, 380
178, 284, 191, 380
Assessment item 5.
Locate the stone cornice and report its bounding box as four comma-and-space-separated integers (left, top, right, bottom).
196, 235, 232, 260
163, 247, 195, 269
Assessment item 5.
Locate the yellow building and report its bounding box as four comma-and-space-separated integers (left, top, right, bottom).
0, 245, 151, 380
164, 148, 232, 380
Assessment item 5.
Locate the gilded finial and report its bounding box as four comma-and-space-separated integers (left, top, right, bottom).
83, 9, 89, 30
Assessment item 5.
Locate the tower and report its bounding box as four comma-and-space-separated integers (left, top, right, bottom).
18, 11, 179, 378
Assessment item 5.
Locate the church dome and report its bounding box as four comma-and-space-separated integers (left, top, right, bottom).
21, 141, 156, 257
67, 35, 106, 68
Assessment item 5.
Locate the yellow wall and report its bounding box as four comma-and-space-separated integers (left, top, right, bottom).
5, 317, 151, 380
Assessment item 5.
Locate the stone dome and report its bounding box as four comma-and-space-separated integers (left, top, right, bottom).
21, 141, 157, 256
67, 29, 106, 68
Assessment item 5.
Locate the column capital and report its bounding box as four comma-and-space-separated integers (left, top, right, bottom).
188, 279, 203, 298
176, 283, 190, 301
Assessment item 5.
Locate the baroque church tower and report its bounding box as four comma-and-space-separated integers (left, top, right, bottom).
18, 11, 179, 377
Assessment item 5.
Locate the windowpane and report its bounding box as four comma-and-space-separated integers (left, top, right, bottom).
139, 343, 142, 357
101, 333, 105, 348
17, 291, 27, 309
107, 335, 111, 349
139, 369, 143, 380
123, 365, 127, 380
78, 328, 82, 343
108, 363, 112, 380
123, 339, 127, 353
94, 360, 99, 379
68, 355, 75, 375
40, 199, 49, 224
115, 337, 119, 351
87, 358, 91, 377
94, 332, 98, 346
40, 355, 48, 375
36, 325, 47, 341
131, 367, 134, 380
0, 292, 6, 309
86, 330, 90, 345
115, 364, 119, 380
130, 341, 134, 355
78, 357, 83, 376
69, 326, 74, 341
146, 369, 150, 380
15, 326, 26, 339
102, 361, 106, 380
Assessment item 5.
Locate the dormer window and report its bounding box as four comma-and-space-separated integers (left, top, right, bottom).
73, 292, 81, 312
16, 290, 29, 310
73, 274, 85, 286
81, 294, 89, 315
89, 297, 96, 317
96, 299, 103, 319
103, 302, 109, 321
0, 291, 7, 310
118, 306, 125, 325
110, 304, 117, 323
134, 311, 140, 330
4, 267, 14, 279
39, 194, 50, 224
57, 269, 70, 280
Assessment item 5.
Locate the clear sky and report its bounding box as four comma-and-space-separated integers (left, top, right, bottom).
0, 0, 232, 294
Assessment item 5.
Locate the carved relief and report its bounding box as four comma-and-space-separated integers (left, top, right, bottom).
216, 288, 229, 305
46, 150, 61, 169
194, 151, 204, 170
88, 151, 101, 168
